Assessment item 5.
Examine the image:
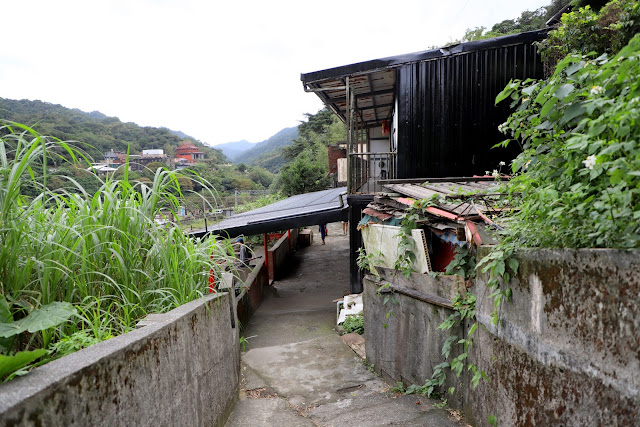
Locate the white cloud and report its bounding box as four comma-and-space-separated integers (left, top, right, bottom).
1, 0, 549, 145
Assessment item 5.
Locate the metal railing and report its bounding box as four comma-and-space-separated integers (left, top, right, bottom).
349, 152, 397, 194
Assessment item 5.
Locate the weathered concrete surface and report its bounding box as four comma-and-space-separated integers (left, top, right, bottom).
363, 273, 465, 410
0, 293, 240, 427
468, 248, 640, 426
226, 223, 467, 427
236, 259, 269, 330
364, 247, 640, 426
268, 229, 299, 281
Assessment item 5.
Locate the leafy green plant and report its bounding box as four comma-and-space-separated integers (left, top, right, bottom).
0, 298, 77, 380
538, 0, 640, 75
342, 313, 364, 335
496, 34, 640, 249
0, 123, 239, 379
356, 247, 383, 274
444, 245, 477, 280
48, 330, 109, 358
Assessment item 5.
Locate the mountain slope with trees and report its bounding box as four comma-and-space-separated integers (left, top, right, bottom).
233, 126, 298, 172
275, 108, 346, 196
0, 97, 226, 163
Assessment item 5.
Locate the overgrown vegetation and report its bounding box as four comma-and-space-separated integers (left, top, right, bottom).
496, 16, 640, 249
0, 123, 237, 381
449, 0, 571, 44
276, 108, 346, 196
342, 313, 364, 335
377, 3, 640, 409
538, 0, 640, 74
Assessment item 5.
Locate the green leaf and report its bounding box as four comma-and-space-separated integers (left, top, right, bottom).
553, 84, 575, 100
540, 97, 558, 118
468, 322, 478, 338
507, 258, 519, 275
488, 415, 498, 427
565, 61, 584, 76
0, 302, 76, 339
0, 349, 47, 378
560, 102, 587, 124
495, 81, 518, 105
521, 83, 539, 96
0, 296, 12, 324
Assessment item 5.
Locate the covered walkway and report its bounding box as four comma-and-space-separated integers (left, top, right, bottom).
225, 223, 466, 426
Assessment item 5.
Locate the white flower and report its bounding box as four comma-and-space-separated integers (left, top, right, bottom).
524, 160, 531, 169
498, 123, 507, 133
522, 97, 529, 103
499, 161, 506, 166
492, 169, 499, 178
590, 85, 605, 96
583, 155, 596, 170
485, 171, 491, 175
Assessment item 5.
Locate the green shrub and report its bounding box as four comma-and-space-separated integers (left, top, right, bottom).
495, 34, 640, 248
343, 313, 364, 335
0, 123, 238, 378
539, 0, 640, 75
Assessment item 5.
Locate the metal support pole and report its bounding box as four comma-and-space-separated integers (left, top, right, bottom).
263, 233, 268, 273
345, 77, 351, 194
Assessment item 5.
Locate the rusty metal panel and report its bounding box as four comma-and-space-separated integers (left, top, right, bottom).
396, 39, 544, 179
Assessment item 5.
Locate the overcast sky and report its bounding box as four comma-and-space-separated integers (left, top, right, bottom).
2, 0, 548, 146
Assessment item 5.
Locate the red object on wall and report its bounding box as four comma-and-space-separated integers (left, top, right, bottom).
381, 120, 390, 136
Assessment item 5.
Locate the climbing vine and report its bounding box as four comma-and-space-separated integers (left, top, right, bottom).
388, 196, 519, 399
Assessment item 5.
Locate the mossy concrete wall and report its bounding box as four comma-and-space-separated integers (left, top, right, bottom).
364, 249, 640, 426
267, 229, 298, 281
467, 248, 639, 426
363, 269, 465, 407
0, 293, 240, 427
236, 259, 269, 330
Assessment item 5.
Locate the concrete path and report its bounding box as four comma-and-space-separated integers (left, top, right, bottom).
226, 223, 467, 427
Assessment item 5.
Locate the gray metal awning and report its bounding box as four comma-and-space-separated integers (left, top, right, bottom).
190, 187, 349, 239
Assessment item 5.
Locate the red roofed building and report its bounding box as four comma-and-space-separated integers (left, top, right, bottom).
175, 142, 205, 163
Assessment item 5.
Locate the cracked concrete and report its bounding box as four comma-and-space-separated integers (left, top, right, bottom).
225, 223, 467, 427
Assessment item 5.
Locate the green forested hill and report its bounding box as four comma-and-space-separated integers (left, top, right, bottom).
233, 126, 298, 172
0, 97, 226, 163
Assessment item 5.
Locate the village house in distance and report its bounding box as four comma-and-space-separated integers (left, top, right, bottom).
98, 142, 205, 172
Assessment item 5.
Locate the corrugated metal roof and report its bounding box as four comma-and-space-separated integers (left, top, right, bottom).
190, 187, 348, 239
300, 29, 548, 129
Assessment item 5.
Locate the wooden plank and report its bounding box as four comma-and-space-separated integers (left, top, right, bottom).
380, 176, 500, 185
377, 283, 454, 309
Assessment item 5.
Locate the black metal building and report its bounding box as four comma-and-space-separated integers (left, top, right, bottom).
301, 29, 547, 181
301, 29, 548, 293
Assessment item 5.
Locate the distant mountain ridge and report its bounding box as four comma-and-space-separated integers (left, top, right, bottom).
0, 97, 225, 163
214, 139, 257, 161
233, 126, 298, 172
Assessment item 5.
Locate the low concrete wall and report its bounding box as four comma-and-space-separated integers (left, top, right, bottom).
467, 248, 640, 426
236, 259, 269, 330
364, 271, 465, 406
364, 250, 640, 426
267, 230, 297, 281
0, 293, 240, 427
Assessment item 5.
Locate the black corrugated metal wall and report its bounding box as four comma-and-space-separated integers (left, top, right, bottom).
396, 40, 544, 178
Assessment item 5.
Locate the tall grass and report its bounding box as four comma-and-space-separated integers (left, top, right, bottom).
0, 123, 237, 351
